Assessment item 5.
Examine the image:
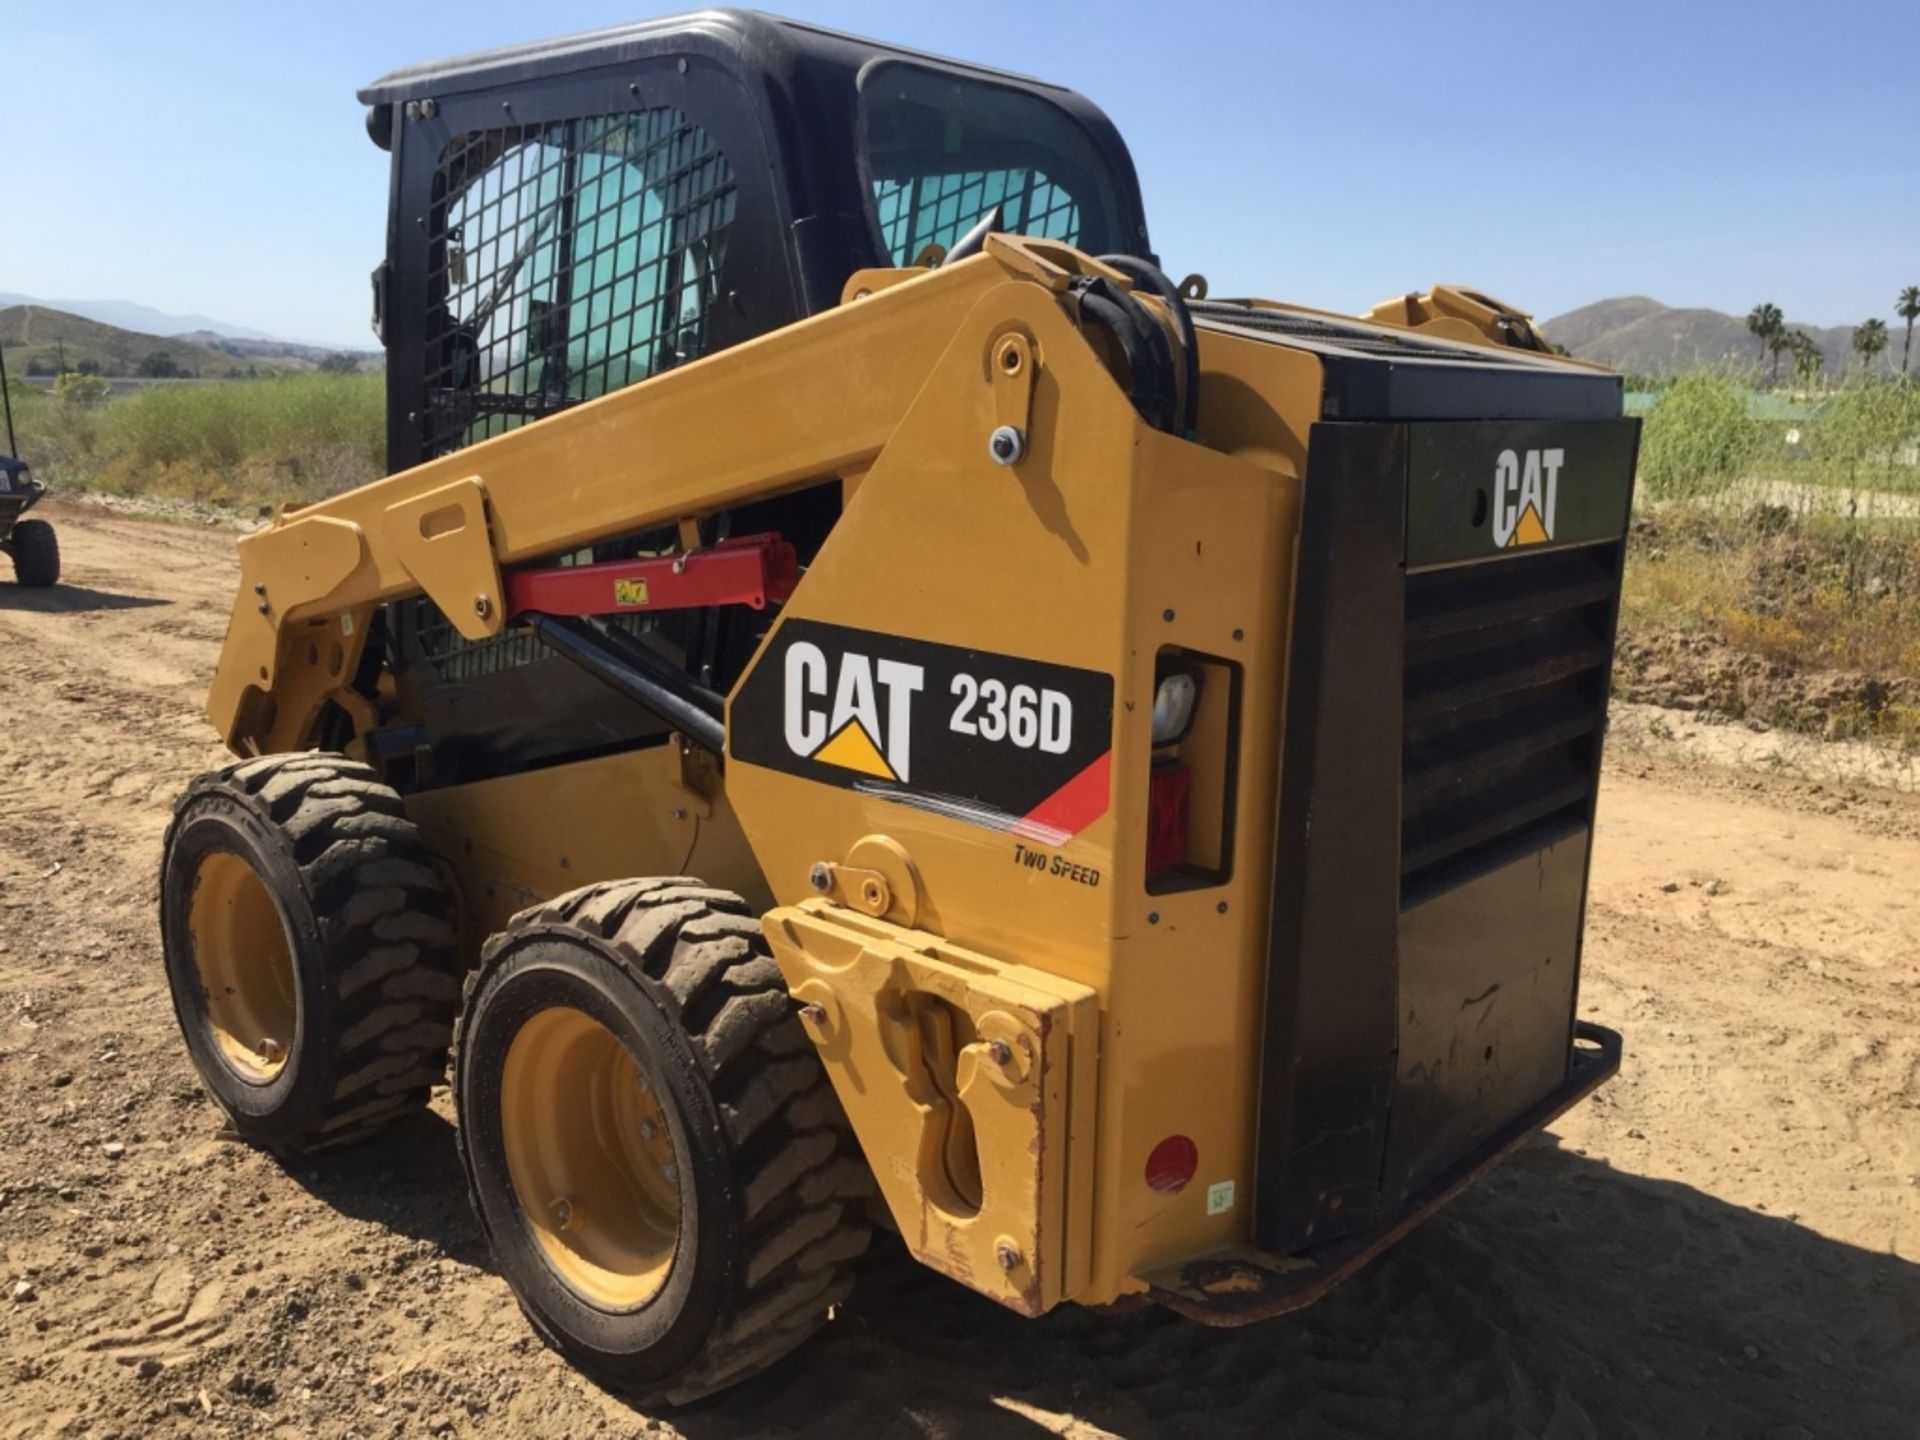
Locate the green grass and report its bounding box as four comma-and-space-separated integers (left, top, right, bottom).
7, 373, 384, 508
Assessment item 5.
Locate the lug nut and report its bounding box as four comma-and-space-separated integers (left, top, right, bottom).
640, 1120, 658, 1140
551, 1198, 575, 1228
988, 425, 1025, 467
259, 1038, 284, 1064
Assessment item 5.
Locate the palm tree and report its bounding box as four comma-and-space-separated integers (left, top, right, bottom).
1853, 317, 1889, 373
1898, 285, 1920, 374
1790, 331, 1824, 386
1765, 328, 1794, 385
1747, 302, 1783, 371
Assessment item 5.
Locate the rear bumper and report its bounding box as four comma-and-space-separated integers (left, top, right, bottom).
1142, 1021, 1620, 1326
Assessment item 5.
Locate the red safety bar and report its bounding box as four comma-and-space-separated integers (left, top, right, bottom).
504, 533, 799, 621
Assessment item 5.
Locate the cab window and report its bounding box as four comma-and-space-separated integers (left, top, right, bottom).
860, 65, 1127, 264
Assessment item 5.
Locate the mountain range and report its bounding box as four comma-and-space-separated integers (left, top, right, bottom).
0, 305, 377, 377
1538, 297, 1905, 378
0, 292, 280, 342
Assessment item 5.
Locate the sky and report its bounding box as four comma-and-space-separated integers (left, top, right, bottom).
1, 0, 1913, 347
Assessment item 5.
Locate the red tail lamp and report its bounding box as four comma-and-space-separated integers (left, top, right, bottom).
1146, 763, 1191, 876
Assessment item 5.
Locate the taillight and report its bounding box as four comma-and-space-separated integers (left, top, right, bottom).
1146, 762, 1191, 876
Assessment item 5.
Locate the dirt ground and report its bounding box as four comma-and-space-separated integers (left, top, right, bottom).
2, 500, 1916, 1440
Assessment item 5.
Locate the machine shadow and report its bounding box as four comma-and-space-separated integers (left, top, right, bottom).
676, 1135, 1919, 1440
283, 1105, 491, 1271
0, 582, 170, 613
288, 1114, 1918, 1439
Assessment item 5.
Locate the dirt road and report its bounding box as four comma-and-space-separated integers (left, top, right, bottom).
3, 502, 1916, 1439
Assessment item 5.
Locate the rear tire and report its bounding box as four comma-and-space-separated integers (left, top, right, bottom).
7, 518, 59, 588
160, 753, 460, 1153
454, 878, 874, 1406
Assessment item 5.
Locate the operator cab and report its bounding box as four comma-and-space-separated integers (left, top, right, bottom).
357, 10, 1151, 785
362, 9, 1149, 471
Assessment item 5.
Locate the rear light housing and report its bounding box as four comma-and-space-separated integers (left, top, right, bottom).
1145, 648, 1241, 892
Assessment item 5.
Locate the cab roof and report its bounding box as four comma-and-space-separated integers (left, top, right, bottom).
358, 8, 1070, 104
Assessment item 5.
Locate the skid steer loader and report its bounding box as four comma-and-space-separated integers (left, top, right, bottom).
160, 11, 1635, 1404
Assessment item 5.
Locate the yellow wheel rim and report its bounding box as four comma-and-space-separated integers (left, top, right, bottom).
187, 851, 298, 1084
499, 1006, 682, 1310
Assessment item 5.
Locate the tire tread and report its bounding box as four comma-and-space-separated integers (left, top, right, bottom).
164, 753, 459, 1151
456, 877, 875, 1406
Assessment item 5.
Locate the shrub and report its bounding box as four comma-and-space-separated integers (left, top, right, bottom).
53, 371, 112, 407
1636, 371, 1762, 501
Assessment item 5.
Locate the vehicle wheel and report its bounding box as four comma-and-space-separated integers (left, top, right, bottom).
7, 518, 59, 587
160, 753, 460, 1153
455, 878, 874, 1406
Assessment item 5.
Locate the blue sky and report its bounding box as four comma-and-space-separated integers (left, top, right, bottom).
2, 0, 1912, 346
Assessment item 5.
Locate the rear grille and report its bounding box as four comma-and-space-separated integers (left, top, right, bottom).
1401, 543, 1620, 899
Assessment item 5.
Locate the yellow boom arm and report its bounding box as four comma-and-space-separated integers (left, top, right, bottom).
210, 237, 1135, 753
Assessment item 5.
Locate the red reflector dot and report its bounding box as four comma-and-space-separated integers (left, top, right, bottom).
1145, 1135, 1199, 1194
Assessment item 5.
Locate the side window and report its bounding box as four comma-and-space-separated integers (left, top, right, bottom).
423, 108, 737, 459
860, 65, 1127, 268
872, 169, 1080, 266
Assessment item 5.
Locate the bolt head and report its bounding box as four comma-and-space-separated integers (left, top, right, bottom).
799, 1002, 828, 1028
995, 1241, 1023, 1271
473, 594, 492, 619
987, 425, 1025, 467
987, 1039, 1014, 1066
807, 862, 833, 894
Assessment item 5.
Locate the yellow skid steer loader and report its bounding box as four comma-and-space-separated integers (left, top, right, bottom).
160, 11, 1633, 1404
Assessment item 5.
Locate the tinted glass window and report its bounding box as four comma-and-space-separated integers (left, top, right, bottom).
860, 66, 1127, 265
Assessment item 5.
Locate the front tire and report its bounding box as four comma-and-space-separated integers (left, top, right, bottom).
7, 518, 59, 588
454, 879, 874, 1406
160, 753, 460, 1153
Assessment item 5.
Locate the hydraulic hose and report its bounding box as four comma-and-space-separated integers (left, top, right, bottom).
1099, 254, 1201, 439
1071, 276, 1180, 435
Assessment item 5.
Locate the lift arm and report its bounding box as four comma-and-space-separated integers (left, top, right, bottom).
210, 237, 1126, 754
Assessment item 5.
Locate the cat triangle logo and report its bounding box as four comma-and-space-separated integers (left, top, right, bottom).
813, 721, 898, 781
1493, 447, 1563, 549
1512, 503, 1549, 547
783, 640, 924, 783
